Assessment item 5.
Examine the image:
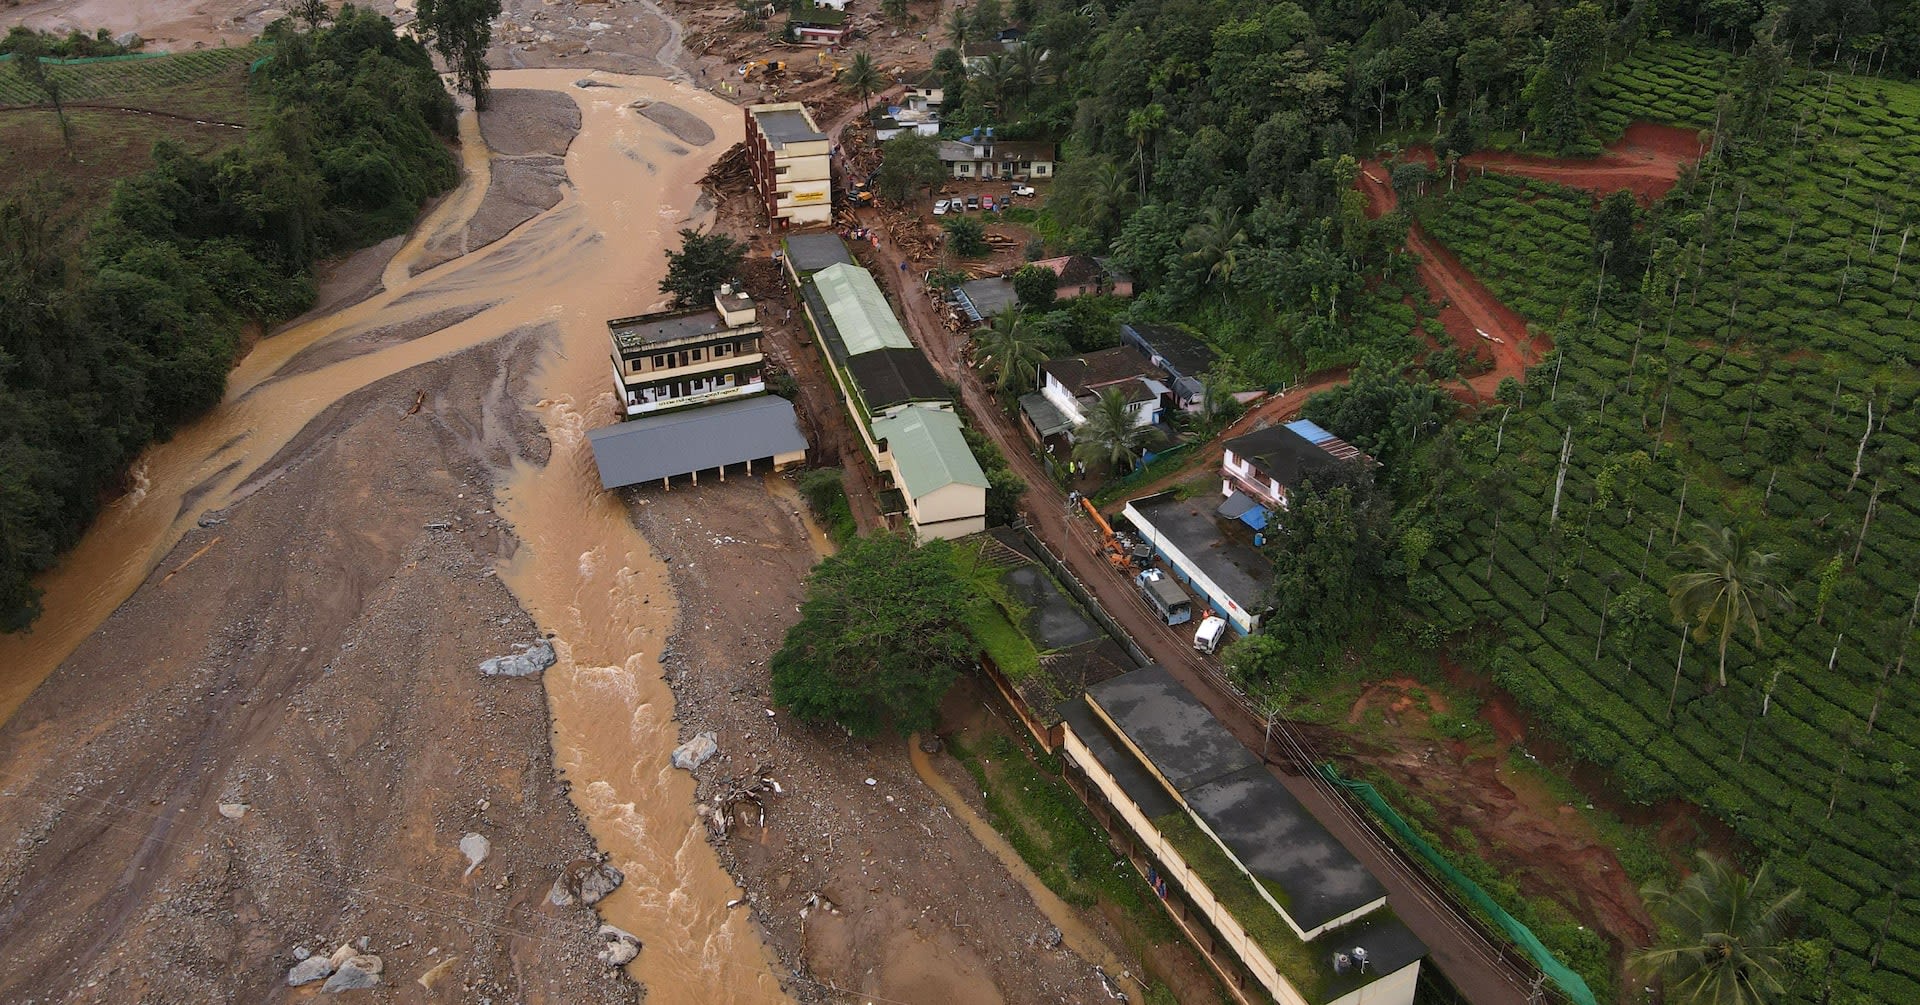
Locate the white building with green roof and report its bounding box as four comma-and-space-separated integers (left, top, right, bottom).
872, 406, 988, 540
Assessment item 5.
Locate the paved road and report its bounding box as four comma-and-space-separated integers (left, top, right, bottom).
841, 211, 1542, 1005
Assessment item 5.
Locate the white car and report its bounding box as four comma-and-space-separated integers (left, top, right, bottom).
933, 198, 951, 215
1011, 184, 1036, 197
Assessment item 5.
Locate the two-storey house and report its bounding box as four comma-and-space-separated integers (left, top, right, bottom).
607, 285, 767, 418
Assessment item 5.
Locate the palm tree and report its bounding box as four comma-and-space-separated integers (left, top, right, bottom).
969, 312, 1046, 395
944, 6, 970, 51
1630, 852, 1803, 1005
1009, 45, 1050, 109
842, 51, 883, 114
1183, 206, 1248, 289
1124, 102, 1166, 198
1072, 387, 1164, 475
1667, 522, 1793, 687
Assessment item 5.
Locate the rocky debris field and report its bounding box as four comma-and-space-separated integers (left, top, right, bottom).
0, 328, 639, 1004
626, 477, 1139, 1005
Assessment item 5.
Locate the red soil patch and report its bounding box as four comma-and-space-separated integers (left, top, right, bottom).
1458, 122, 1703, 203
1346, 677, 1452, 724
1358, 162, 1548, 402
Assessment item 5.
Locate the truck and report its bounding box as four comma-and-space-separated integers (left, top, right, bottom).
1136, 568, 1193, 626
1192, 615, 1227, 654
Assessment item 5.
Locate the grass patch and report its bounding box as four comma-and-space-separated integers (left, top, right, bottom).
1154, 809, 1324, 1001
795, 468, 856, 546
947, 540, 1045, 681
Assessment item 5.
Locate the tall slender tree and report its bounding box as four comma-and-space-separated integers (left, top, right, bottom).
9, 34, 71, 157
1631, 853, 1802, 1005
416, 0, 503, 111
1667, 522, 1793, 687
842, 51, 883, 113
969, 311, 1046, 395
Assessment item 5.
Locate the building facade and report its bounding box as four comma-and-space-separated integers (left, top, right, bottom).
1038, 345, 1169, 433
937, 130, 1056, 179
607, 285, 767, 418
745, 102, 832, 228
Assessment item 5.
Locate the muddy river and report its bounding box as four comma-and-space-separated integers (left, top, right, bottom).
0, 70, 788, 1003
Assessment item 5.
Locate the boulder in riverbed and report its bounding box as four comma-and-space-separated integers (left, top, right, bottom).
670, 731, 718, 771
552, 858, 626, 906
479, 639, 556, 677
322, 955, 382, 992
597, 924, 641, 966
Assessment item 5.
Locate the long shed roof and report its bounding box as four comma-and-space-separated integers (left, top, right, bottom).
813, 263, 913, 356
873, 406, 988, 498
586, 396, 806, 489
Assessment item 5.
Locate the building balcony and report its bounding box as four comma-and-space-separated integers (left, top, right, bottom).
623, 378, 766, 417
1222, 466, 1284, 510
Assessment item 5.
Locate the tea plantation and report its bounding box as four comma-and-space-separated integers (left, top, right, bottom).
1416, 43, 1920, 1004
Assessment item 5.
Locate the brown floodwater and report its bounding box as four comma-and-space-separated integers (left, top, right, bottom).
0, 69, 788, 1003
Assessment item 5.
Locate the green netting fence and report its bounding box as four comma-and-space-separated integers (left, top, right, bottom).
1317, 763, 1599, 1005
0, 51, 173, 64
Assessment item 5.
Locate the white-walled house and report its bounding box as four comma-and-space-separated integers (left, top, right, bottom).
1037, 345, 1169, 433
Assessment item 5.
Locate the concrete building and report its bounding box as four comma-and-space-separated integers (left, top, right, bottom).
1121, 491, 1272, 635
606, 285, 766, 418
793, 252, 989, 540
1059, 666, 1424, 1005
937, 129, 1056, 180
745, 102, 831, 228
1038, 345, 1169, 432
788, 8, 848, 44
873, 406, 989, 540
1221, 420, 1367, 516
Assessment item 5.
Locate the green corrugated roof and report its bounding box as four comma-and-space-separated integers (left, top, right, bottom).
813, 263, 913, 356
873, 406, 988, 497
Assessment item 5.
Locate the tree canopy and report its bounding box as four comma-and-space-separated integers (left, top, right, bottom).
660, 229, 746, 308
416, 0, 502, 111
770, 534, 976, 737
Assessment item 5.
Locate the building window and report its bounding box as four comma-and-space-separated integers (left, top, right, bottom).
714, 342, 731, 358
652, 354, 667, 369
691, 348, 704, 362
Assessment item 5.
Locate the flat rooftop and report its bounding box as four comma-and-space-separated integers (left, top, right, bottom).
1086, 665, 1258, 792
984, 528, 1137, 721
607, 308, 738, 351
1125, 493, 1273, 615
783, 233, 854, 275
1184, 764, 1386, 932
1060, 696, 1178, 819
1123, 321, 1217, 378
750, 105, 826, 147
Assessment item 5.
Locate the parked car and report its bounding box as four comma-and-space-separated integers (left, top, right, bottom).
1011, 183, 1036, 197
965, 195, 980, 211
933, 198, 950, 215
1192, 615, 1228, 654
981, 195, 995, 211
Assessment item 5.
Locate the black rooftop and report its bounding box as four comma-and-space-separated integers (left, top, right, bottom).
1225, 424, 1341, 489
1122, 321, 1218, 379
1086, 665, 1259, 792
1124, 493, 1273, 616
1059, 697, 1179, 819
845, 347, 948, 412
1184, 764, 1386, 932
783, 233, 853, 275
1040, 345, 1160, 400
1316, 910, 1429, 1001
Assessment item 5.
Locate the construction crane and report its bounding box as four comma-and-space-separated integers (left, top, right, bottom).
1080, 497, 1132, 571
738, 59, 787, 80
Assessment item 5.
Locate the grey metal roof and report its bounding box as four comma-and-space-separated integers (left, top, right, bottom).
1126, 492, 1273, 616
952, 277, 1016, 321
783, 233, 853, 275
586, 396, 806, 489
1122, 321, 1217, 380
1040, 345, 1160, 400
1184, 764, 1386, 932
751, 106, 825, 146
1019, 392, 1073, 438
1316, 911, 1429, 1001
1060, 696, 1180, 819
1086, 665, 1258, 792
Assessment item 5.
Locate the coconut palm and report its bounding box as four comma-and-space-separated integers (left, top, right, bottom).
1124, 102, 1166, 198
842, 51, 883, 114
969, 312, 1046, 395
1667, 522, 1793, 687
944, 6, 970, 51
1183, 206, 1248, 289
1071, 387, 1163, 475
1630, 852, 1802, 1005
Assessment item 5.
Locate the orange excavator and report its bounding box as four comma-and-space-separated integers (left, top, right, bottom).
1081, 497, 1132, 571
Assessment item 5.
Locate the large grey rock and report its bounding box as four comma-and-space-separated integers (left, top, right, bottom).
670, 731, 718, 771
552, 858, 625, 906
460, 832, 491, 878
287, 956, 334, 986
323, 955, 382, 992
597, 924, 641, 966
478, 640, 556, 677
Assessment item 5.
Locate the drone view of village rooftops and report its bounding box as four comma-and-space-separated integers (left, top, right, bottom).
0, 0, 1914, 1003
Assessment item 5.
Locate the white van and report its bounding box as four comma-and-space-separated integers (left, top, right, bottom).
1193, 616, 1228, 654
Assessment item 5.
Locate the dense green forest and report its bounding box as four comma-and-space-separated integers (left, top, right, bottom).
0, 8, 456, 628
933, 0, 1920, 1002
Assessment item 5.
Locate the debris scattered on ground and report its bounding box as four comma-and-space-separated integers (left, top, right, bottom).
218, 802, 249, 819
322, 955, 382, 993
460, 832, 492, 878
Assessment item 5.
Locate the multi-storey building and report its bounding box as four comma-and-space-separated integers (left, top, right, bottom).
606, 285, 766, 418
744, 102, 831, 228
